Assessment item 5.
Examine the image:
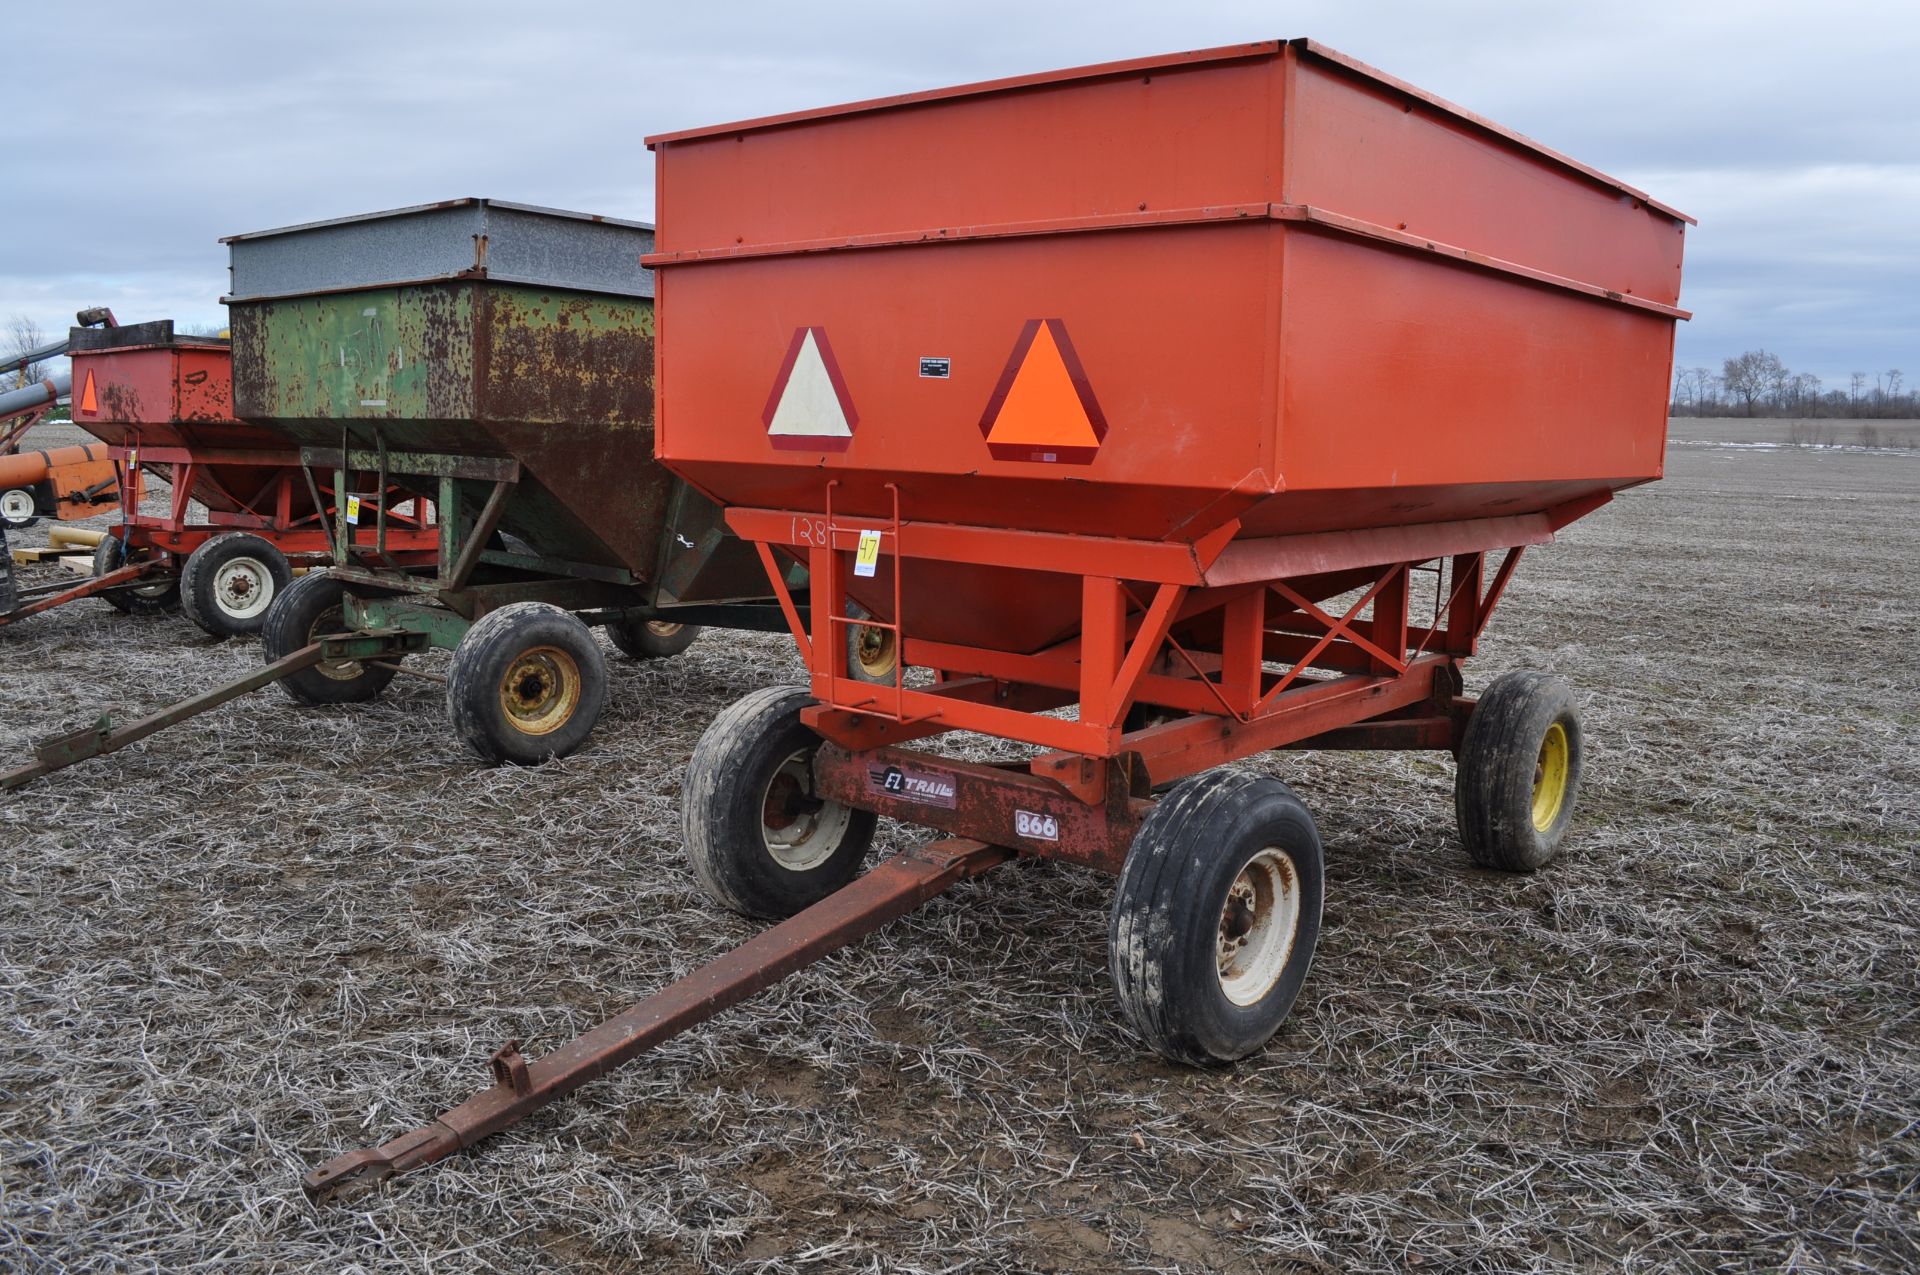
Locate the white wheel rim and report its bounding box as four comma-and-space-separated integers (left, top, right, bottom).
760, 748, 853, 871
132, 563, 176, 599
212, 556, 275, 619
1216, 847, 1304, 1006
0, 490, 32, 522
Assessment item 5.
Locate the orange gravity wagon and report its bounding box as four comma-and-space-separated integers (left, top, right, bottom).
306, 40, 1689, 1200
0, 322, 439, 635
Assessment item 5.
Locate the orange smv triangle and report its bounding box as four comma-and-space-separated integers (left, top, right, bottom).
979, 319, 1105, 464
79, 369, 98, 415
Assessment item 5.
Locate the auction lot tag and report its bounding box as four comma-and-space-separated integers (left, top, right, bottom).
1015, 810, 1060, 841
345, 495, 362, 526
853, 529, 881, 577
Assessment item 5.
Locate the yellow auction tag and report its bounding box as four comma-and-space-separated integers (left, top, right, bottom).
853, 528, 882, 578
345, 495, 362, 526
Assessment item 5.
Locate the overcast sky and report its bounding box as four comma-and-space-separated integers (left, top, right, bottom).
7, 1, 1915, 389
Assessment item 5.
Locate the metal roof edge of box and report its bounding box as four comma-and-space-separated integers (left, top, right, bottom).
224, 198, 657, 304
646, 38, 1693, 225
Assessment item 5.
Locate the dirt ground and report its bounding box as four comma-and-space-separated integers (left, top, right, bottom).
0, 426, 1915, 1273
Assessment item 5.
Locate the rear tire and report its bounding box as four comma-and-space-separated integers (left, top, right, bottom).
1109, 770, 1324, 1066
263, 572, 395, 705
1454, 671, 1583, 871
179, 532, 292, 637
606, 614, 702, 660
683, 686, 877, 920
845, 604, 898, 686
92, 535, 180, 616
447, 602, 606, 765
1, 487, 36, 529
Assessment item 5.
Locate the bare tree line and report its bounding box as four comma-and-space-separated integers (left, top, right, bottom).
5, 314, 48, 387
1672, 350, 1914, 418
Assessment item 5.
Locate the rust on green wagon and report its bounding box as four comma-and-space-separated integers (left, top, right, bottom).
228, 280, 687, 583
232, 284, 475, 425
229, 282, 654, 434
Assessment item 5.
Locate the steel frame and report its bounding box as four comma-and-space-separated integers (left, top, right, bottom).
297, 505, 1545, 1199
731, 489, 1537, 865
303, 837, 1009, 1203
115, 442, 436, 563
299, 443, 809, 646
0, 404, 51, 455
297, 442, 653, 647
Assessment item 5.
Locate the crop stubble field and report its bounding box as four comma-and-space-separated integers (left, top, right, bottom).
0, 428, 1915, 1273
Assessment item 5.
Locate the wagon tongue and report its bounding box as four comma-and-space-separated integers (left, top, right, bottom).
0, 631, 427, 790
301, 838, 1010, 1205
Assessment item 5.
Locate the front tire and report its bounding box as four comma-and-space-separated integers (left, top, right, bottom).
263, 572, 395, 705
92, 535, 180, 616
1109, 770, 1325, 1066
683, 686, 877, 920
1454, 671, 1583, 871
179, 532, 292, 637
447, 602, 607, 765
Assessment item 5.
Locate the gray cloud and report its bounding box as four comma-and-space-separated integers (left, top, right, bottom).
8, 1, 1916, 390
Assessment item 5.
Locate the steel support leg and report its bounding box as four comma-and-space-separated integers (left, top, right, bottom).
303, 838, 1011, 1205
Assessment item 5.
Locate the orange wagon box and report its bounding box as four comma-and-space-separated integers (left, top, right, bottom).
643, 39, 1691, 1063
649, 40, 1688, 628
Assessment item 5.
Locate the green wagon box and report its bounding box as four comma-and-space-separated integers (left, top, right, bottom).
221, 199, 799, 762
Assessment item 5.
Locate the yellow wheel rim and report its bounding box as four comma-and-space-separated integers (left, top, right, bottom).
499, 645, 582, 736
855, 624, 897, 680
1531, 721, 1571, 832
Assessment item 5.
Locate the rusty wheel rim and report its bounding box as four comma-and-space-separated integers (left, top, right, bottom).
310, 604, 366, 681
1216, 847, 1302, 1006
854, 624, 897, 680
760, 748, 852, 871
498, 646, 582, 736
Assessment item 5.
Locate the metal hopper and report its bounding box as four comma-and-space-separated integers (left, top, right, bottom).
224, 198, 757, 607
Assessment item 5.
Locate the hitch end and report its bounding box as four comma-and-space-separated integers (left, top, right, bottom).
302, 1122, 461, 1205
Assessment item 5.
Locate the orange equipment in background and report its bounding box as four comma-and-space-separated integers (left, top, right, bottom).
1, 322, 437, 635
0, 443, 118, 529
